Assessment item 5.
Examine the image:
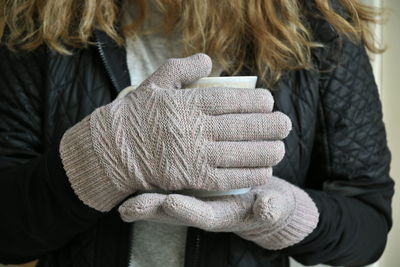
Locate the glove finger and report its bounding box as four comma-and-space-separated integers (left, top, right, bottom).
197, 88, 273, 115
140, 53, 212, 90
163, 194, 249, 230
208, 140, 285, 167
206, 112, 292, 141
118, 193, 167, 222
205, 167, 272, 191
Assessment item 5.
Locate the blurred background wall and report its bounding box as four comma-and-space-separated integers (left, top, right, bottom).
379, 0, 400, 265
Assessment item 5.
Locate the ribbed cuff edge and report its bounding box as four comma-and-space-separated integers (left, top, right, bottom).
59, 116, 130, 212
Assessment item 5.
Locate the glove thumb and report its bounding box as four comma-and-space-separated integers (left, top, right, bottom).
252, 192, 285, 224
139, 53, 212, 90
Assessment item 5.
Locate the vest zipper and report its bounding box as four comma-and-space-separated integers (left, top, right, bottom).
95, 35, 134, 267
186, 228, 201, 267
95, 39, 121, 92
126, 223, 134, 267
192, 232, 201, 266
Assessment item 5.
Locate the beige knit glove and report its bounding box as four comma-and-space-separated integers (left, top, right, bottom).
60, 54, 291, 212
119, 176, 319, 250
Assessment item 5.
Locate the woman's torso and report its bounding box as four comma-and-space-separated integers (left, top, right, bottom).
29, 28, 322, 266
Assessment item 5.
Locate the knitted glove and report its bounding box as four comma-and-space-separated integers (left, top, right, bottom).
59, 54, 292, 212
118, 176, 319, 250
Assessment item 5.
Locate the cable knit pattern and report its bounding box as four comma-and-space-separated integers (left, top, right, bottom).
119, 176, 319, 250
60, 53, 291, 212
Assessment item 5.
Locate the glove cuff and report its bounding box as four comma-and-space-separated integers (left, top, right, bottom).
261, 186, 319, 250
60, 116, 130, 212
238, 178, 319, 250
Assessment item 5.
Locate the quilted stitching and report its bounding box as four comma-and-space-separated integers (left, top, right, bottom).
318, 39, 389, 180
44, 48, 114, 145
0, 47, 45, 163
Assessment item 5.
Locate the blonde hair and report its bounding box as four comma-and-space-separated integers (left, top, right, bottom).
0, 0, 383, 86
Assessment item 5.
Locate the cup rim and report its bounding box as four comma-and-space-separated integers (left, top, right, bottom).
198, 76, 257, 80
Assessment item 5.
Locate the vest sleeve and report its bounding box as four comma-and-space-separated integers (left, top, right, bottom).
282, 31, 394, 266
0, 46, 103, 265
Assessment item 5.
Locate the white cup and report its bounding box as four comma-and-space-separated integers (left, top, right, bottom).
185, 76, 258, 89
